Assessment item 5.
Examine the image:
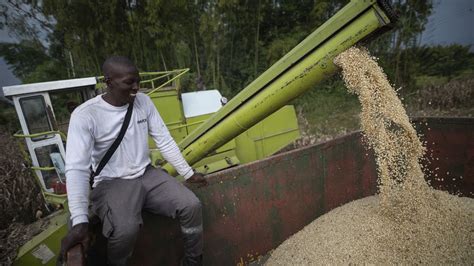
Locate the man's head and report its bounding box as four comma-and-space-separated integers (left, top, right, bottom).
102, 56, 140, 106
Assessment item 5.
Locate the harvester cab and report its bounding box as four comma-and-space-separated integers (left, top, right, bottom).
3, 78, 98, 204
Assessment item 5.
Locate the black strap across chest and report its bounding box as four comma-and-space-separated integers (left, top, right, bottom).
91, 102, 134, 180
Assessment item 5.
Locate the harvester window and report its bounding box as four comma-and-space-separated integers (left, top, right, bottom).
49, 89, 84, 134
19, 96, 53, 141
34, 144, 64, 191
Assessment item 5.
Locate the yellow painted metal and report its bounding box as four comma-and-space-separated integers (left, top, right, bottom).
177, 0, 384, 151
147, 89, 188, 147
163, 5, 392, 175
144, 68, 189, 95
13, 210, 69, 266
191, 150, 240, 177
43, 192, 67, 206
13, 131, 68, 205
96, 68, 189, 92
147, 93, 241, 174
235, 105, 300, 164
31, 166, 56, 171
186, 114, 211, 135
14, 130, 67, 141
147, 90, 298, 176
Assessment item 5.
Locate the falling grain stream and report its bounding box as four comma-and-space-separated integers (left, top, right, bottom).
266, 47, 474, 265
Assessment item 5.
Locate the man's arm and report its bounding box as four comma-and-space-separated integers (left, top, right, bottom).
58, 112, 94, 263
144, 95, 205, 184
65, 113, 94, 226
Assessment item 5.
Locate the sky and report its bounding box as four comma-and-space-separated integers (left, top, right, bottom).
420, 0, 474, 48
1, 0, 474, 94
0, 27, 21, 92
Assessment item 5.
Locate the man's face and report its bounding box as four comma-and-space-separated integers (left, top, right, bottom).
106, 64, 140, 106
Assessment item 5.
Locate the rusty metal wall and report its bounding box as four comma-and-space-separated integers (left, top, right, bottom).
128, 117, 473, 266
414, 118, 474, 197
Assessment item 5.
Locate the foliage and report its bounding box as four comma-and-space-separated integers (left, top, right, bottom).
0, 0, 366, 95
0, 100, 19, 134
409, 45, 474, 79
0, 130, 47, 230
0, 0, 439, 90
0, 40, 49, 81
1, 0, 473, 133
0, 129, 50, 264
292, 77, 361, 138
410, 77, 474, 110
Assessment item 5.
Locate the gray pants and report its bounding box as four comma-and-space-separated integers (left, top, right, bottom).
90, 166, 203, 265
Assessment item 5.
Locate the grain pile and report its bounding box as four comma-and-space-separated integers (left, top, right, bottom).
266, 47, 474, 265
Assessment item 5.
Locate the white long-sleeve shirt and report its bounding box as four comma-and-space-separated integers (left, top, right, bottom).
65, 93, 194, 226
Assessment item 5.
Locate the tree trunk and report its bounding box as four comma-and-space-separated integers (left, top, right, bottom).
70, 51, 76, 77
217, 44, 220, 89
229, 29, 235, 78
192, 19, 201, 77
254, 0, 261, 79
160, 50, 168, 71
212, 60, 216, 90
394, 30, 402, 85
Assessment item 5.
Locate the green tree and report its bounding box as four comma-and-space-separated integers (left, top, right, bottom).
0, 40, 49, 80
411, 44, 474, 79
390, 0, 433, 85
1, 0, 435, 98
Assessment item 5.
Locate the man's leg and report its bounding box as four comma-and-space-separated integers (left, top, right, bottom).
90, 178, 145, 266
141, 167, 203, 263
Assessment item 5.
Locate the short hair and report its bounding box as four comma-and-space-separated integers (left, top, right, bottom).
102, 56, 137, 78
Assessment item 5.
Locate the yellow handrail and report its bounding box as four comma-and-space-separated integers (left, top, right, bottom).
31, 166, 56, 171
96, 69, 190, 92
14, 130, 67, 141
146, 69, 189, 96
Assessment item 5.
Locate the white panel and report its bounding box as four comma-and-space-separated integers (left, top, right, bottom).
182, 90, 223, 118
2, 77, 97, 97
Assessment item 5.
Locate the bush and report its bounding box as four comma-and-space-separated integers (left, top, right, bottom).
411, 77, 474, 110
0, 131, 47, 229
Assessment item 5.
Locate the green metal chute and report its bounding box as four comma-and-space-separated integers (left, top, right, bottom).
163, 0, 396, 175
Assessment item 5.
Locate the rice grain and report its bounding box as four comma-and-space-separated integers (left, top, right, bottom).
266, 47, 474, 265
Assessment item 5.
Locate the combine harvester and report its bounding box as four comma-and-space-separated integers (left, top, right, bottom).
3, 0, 473, 265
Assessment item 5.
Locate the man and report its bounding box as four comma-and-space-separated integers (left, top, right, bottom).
59, 56, 207, 265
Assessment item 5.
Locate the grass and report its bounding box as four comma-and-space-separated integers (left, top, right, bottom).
292, 78, 361, 142
414, 75, 449, 88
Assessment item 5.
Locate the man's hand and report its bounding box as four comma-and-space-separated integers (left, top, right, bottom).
57, 223, 90, 265
186, 172, 208, 188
